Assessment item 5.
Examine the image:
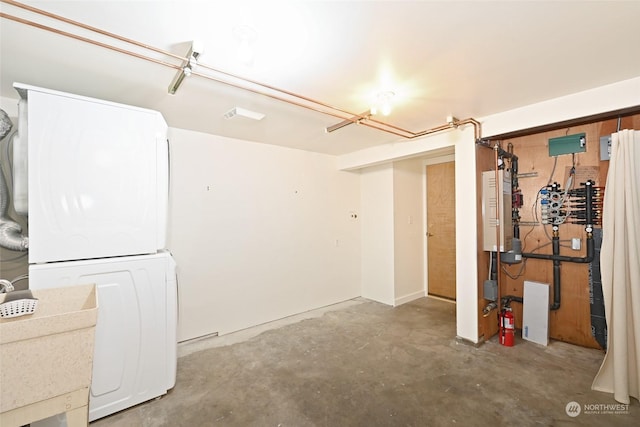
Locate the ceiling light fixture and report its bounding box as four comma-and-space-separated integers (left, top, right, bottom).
168, 40, 204, 95
370, 91, 395, 116
224, 107, 265, 121
233, 25, 257, 65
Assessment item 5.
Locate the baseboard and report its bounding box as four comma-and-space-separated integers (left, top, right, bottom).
455, 335, 485, 347
394, 290, 426, 306
427, 294, 456, 304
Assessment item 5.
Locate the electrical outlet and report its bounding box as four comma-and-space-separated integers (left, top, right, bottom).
571, 238, 581, 251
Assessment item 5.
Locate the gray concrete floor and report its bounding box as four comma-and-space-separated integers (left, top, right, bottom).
91, 297, 639, 426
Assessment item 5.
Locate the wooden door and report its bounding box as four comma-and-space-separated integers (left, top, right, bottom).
426, 161, 456, 300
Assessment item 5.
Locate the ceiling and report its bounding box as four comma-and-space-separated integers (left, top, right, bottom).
1, 0, 639, 156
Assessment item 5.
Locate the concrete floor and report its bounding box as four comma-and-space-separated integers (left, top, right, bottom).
91, 297, 638, 426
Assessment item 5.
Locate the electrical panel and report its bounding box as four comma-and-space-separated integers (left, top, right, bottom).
599, 135, 611, 161
483, 279, 498, 301
522, 280, 550, 346
482, 170, 513, 252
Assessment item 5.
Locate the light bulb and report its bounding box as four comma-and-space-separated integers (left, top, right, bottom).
370, 91, 394, 116
233, 25, 257, 66
238, 40, 254, 65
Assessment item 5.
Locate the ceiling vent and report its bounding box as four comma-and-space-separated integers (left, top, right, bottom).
224, 107, 265, 121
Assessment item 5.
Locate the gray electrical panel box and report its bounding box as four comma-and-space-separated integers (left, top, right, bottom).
482, 170, 513, 252
483, 279, 498, 301
600, 135, 611, 161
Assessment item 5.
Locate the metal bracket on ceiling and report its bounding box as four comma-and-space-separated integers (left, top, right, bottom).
168, 40, 204, 95
325, 111, 373, 133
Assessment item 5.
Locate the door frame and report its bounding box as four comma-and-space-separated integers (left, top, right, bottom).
423, 154, 456, 301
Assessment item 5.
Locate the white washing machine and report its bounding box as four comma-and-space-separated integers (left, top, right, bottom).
30, 251, 177, 425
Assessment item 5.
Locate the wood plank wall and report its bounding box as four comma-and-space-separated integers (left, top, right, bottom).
476, 113, 640, 348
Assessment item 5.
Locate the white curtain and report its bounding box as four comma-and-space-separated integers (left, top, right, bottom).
592, 129, 640, 404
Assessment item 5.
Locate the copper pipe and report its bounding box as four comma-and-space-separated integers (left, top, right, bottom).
191, 69, 365, 125
2, 0, 363, 118
197, 63, 360, 120
1, 0, 185, 62
494, 143, 502, 316
0, 10, 410, 137
0, 12, 180, 70
458, 118, 482, 141
189, 69, 419, 138
325, 111, 373, 133
1, 10, 411, 138
1, 0, 482, 142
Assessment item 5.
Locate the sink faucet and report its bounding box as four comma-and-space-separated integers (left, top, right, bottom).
0, 279, 14, 293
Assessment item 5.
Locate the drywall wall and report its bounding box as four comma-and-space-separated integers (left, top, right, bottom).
453, 128, 480, 342
338, 131, 459, 171
393, 158, 425, 305
168, 128, 361, 341
360, 163, 395, 305
0, 97, 18, 116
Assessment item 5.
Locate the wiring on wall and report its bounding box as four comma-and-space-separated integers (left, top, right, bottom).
534, 150, 579, 247
502, 258, 527, 280
522, 179, 599, 311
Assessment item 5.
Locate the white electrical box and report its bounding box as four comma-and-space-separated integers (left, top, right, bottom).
482, 170, 513, 252
522, 280, 550, 346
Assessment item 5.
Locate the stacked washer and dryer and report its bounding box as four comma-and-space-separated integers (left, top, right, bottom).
9, 83, 177, 425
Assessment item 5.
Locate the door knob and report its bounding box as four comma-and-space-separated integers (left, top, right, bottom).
427, 232, 434, 237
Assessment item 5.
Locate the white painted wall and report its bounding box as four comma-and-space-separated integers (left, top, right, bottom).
360, 163, 395, 305
168, 128, 361, 341
392, 158, 425, 305
0, 96, 19, 116
453, 128, 479, 342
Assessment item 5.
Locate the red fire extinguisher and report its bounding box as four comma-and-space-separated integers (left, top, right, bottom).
499, 307, 515, 347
